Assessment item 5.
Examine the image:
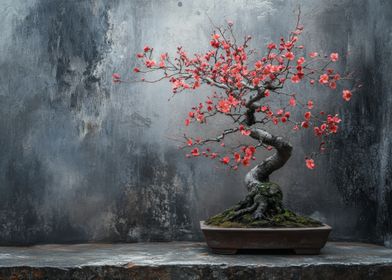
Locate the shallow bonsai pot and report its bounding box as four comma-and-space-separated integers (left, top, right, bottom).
200, 221, 331, 255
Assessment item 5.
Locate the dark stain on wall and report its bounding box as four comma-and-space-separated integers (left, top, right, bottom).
33, 0, 111, 110
326, 0, 392, 245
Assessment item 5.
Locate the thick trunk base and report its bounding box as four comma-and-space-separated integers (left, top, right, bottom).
205, 182, 322, 228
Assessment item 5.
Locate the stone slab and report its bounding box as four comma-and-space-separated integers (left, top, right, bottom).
0, 242, 391, 279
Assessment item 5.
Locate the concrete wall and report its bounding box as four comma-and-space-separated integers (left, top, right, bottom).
0, 0, 391, 246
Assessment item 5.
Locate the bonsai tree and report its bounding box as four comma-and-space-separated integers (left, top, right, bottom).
114, 15, 357, 227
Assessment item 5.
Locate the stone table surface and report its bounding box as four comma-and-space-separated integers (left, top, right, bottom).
0, 242, 391, 279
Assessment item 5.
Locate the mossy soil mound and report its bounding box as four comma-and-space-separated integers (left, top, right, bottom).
205, 208, 323, 228
205, 182, 323, 228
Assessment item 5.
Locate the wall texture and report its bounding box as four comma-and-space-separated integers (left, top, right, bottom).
0, 0, 391, 246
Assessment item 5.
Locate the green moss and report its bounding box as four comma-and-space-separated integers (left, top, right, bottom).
206, 209, 235, 226
206, 208, 322, 228
205, 182, 323, 228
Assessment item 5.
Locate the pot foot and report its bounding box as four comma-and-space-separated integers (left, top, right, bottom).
211, 248, 238, 255
294, 249, 320, 255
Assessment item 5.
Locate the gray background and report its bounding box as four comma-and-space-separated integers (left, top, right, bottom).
0, 0, 391, 246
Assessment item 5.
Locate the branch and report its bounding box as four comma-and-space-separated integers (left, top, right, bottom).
189, 127, 240, 145
202, 77, 231, 90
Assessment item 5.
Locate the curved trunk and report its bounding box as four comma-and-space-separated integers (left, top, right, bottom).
235, 129, 292, 220
245, 128, 293, 190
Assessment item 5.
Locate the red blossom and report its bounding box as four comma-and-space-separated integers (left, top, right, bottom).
319, 74, 329, 84
289, 97, 297, 106
239, 125, 251, 136
330, 52, 339, 62
326, 114, 341, 133
252, 77, 260, 86
342, 89, 352, 101
242, 158, 250, 166
291, 75, 301, 83
245, 146, 256, 157
297, 57, 306, 65
267, 43, 276, 50
305, 158, 315, 169
112, 73, 121, 83
191, 148, 200, 156
160, 53, 168, 60
217, 99, 231, 113
145, 59, 156, 68
210, 153, 218, 159
196, 113, 204, 123
227, 95, 239, 106
221, 156, 230, 164
285, 51, 295, 61
234, 152, 241, 163
314, 127, 323, 137
255, 60, 263, 69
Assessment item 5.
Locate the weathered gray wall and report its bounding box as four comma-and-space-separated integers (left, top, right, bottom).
0, 0, 391, 246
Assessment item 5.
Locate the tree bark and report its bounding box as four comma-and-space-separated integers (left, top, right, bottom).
245, 128, 293, 190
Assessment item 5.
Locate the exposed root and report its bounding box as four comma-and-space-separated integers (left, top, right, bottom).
205, 182, 322, 228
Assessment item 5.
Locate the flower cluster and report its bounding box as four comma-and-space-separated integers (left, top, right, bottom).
116, 19, 357, 170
